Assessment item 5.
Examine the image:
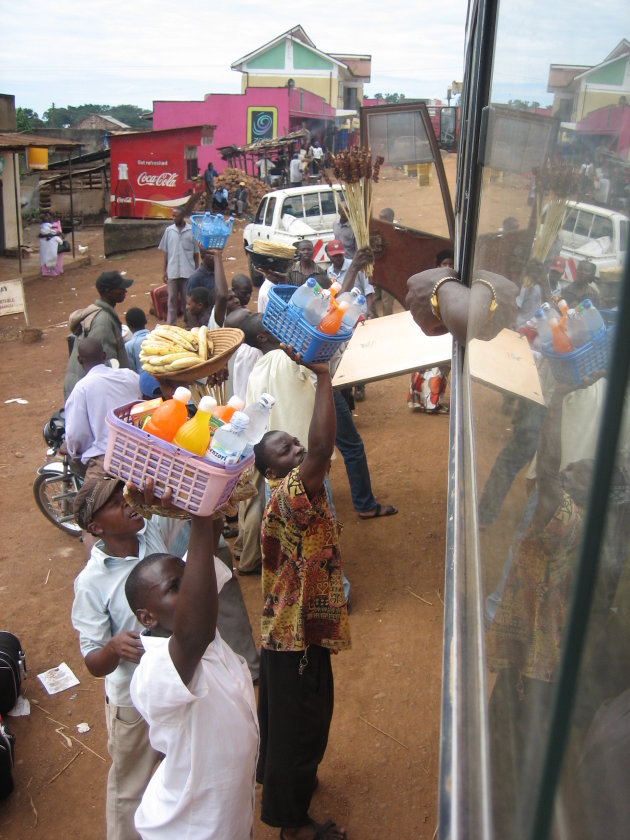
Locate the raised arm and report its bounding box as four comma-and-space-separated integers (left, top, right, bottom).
298, 361, 336, 499
168, 516, 219, 686
340, 247, 373, 294
210, 249, 228, 326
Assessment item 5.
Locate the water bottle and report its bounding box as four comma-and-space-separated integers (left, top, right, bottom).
580, 299, 605, 338
534, 308, 553, 344
209, 395, 245, 435
242, 393, 276, 455
540, 301, 560, 322
336, 287, 360, 306
200, 212, 213, 248
303, 289, 331, 326
289, 278, 320, 314
565, 309, 590, 348
341, 293, 367, 330
206, 411, 250, 466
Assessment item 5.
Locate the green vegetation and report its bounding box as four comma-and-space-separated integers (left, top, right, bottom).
17, 103, 147, 130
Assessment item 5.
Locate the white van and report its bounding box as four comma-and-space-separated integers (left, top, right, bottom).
243, 184, 343, 275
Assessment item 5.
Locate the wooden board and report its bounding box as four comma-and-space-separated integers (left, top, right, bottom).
332, 311, 452, 389
467, 328, 545, 405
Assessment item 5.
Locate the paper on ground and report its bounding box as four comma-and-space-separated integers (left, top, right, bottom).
38, 662, 80, 695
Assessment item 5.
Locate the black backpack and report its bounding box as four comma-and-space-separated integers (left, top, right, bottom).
0, 632, 26, 715
0, 716, 15, 799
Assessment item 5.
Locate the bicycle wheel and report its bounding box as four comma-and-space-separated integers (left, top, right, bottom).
33, 471, 82, 537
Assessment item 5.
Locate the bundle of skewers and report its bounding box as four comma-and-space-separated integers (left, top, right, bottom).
325, 147, 384, 277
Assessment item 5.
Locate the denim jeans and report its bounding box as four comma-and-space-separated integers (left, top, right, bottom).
333, 388, 376, 513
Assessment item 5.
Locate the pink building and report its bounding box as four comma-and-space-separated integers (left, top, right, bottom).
152, 87, 336, 173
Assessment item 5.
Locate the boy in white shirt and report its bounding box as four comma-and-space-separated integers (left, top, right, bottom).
125, 512, 259, 839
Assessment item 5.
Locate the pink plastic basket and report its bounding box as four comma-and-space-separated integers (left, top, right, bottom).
104, 402, 254, 516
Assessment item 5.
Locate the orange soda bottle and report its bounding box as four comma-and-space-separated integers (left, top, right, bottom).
328, 281, 342, 298
557, 299, 569, 330
172, 396, 217, 456
317, 301, 349, 335
143, 387, 191, 442
209, 396, 245, 435
549, 318, 574, 354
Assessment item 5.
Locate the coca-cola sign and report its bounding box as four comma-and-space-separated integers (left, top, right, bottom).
136, 171, 178, 188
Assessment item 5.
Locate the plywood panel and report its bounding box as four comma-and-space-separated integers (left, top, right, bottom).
467, 328, 544, 405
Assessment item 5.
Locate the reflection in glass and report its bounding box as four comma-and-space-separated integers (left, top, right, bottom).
459, 2, 629, 837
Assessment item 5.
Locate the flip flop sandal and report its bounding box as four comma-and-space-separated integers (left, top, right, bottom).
358, 503, 398, 520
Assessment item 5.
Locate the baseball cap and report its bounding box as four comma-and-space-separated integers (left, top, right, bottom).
326, 239, 345, 256
96, 271, 134, 293
550, 257, 566, 272
139, 370, 162, 398
74, 467, 123, 530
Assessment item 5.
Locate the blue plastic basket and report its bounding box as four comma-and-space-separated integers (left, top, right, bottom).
541, 325, 611, 386
191, 214, 234, 250
262, 285, 353, 363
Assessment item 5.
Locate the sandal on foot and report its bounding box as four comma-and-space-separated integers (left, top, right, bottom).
280, 821, 345, 840
358, 502, 398, 520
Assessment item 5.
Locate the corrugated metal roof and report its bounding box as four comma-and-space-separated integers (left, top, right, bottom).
0, 132, 81, 151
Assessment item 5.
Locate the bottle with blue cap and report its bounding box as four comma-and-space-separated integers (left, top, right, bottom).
341, 293, 367, 330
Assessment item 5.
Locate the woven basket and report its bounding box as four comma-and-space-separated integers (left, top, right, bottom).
151, 328, 244, 383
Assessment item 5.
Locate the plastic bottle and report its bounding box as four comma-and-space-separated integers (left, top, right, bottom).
337, 287, 362, 306
289, 278, 320, 314
341, 293, 367, 330
242, 393, 276, 455
143, 387, 191, 442
580, 299, 605, 337
209, 396, 246, 435
303, 289, 331, 326
172, 396, 217, 456
317, 300, 350, 334
200, 212, 213, 248
565, 309, 590, 348
557, 299, 569, 331
540, 301, 560, 322
549, 318, 574, 354
328, 281, 342, 298
206, 411, 250, 466
212, 213, 225, 235
534, 308, 553, 344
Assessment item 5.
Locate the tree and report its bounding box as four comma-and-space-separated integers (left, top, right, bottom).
373, 93, 406, 104
16, 107, 44, 132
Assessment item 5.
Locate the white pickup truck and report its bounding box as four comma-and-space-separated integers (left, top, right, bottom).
549, 201, 629, 303
243, 184, 343, 276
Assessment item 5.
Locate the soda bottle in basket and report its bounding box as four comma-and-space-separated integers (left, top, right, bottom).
534, 308, 553, 344
172, 396, 217, 456
289, 278, 321, 314
206, 412, 250, 466
580, 299, 605, 338
143, 387, 191, 442
303, 289, 332, 326
549, 318, 574, 354
242, 393, 276, 455
317, 301, 350, 335
341, 294, 367, 330
565, 309, 590, 348
210, 396, 246, 434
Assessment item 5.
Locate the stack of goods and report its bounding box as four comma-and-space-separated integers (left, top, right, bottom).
215, 168, 272, 214
262, 281, 366, 364
247, 240, 296, 275
137, 324, 243, 384
325, 146, 384, 277
191, 212, 234, 249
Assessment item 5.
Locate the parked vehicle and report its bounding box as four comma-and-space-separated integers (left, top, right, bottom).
243, 184, 343, 278
33, 410, 83, 537
545, 200, 629, 300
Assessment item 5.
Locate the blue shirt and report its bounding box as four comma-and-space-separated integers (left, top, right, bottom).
125, 328, 150, 373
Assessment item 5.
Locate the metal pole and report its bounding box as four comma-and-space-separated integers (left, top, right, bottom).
12, 152, 22, 274
68, 154, 75, 258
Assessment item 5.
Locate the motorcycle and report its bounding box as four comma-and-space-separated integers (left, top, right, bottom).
33, 410, 83, 537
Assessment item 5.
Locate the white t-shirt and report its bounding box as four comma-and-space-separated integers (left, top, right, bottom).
130, 560, 259, 840
257, 278, 274, 314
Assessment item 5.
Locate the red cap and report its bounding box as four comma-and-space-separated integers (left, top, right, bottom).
326, 239, 345, 256
550, 256, 566, 271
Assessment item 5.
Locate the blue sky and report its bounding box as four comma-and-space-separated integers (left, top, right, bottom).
1, 0, 626, 118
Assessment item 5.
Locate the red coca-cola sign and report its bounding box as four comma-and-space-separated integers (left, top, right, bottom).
109, 126, 204, 219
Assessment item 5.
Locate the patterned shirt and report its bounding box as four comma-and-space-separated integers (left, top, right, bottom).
260, 467, 351, 653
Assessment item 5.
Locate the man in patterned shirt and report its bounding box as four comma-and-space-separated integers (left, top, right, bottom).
253, 350, 349, 840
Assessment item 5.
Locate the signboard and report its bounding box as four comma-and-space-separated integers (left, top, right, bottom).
0, 279, 27, 319
247, 107, 277, 144
109, 128, 202, 220
332, 311, 452, 389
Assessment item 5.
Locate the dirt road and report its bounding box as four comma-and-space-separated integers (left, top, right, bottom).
0, 218, 449, 839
